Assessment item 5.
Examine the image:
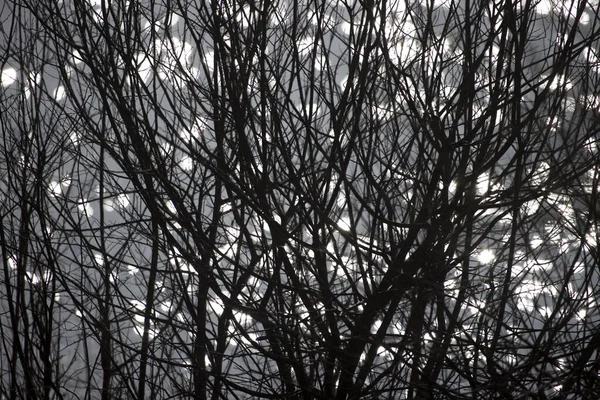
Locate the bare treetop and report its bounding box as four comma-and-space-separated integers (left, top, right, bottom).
1, 0, 600, 398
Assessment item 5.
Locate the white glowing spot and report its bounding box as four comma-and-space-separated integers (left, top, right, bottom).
562, 97, 577, 116
573, 261, 585, 274
130, 300, 145, 313
556, 358, 568, 371
178, 257, 195, 274
336, 192, 347, 208
253, 158, 264, 173
557, 201, 575, 225
48, 181, 62, 196
46, 226, 55, 238
585, 137, 600, 153
127, 265, 139, 275
521, 199, 540, 215
296, 36, 317, 58
585, 226, 598, 247
579, 11, 591, 25
337, 216, 352, 232
179, 156, 193, 171
233, 310, 253, 328
236, 4, 257, 29
535, 0, 554, 14
582, 46, 600, 68
220, 203, 232, 213
338, 75, 351, 91
135, 53, 153, 83
103, 198, 115, 212
29, 71, 41, 86
54, 86, 66, 101
26, 272, 40, 285
555, 33, 570, 48
94, 253, 104, 266
546, 115, 560, 132
115, 193, 131, 209
504, 353, 516, 366
543, 74, 573, 91
371, 319, 382, 334
227, 325, 258, 345
202, 51, 215, 73
340, 256, 359, 273
172, 312, 185, 323
517, 280, 544, 301
168, 247, 181, 266
245, 275, 259, 290
1, 68, 17, 87
7, 256, 17, 269
296, 303, 310, 322
585, 168, 600, 194
558, 1, 589, 23
467, 299, 487, 315
261, 217, 271, 234
18, 154, 27, 168
359, 351, 367, 364
64, 64, 75, 77
442, 85, 457, 104
516, 293, 535, 312
172, 38, 194, 64
444, 277, 459, 297
423, 332, 435, 344
328, 128, 350, 147
155, 39, 178, 80
530, 162, 550, 186
338, 21, 353, 36
159, 300, 173, 313
448, 180, 457, 195
166, 13, 180, 26
539, 306, 553, 318
476, 172, 490, 195
314, 53, 329, 71
372, 102, 394, 120
78, 198, 94, 216
377, 346, 394, 360
225, 225, 241, 242
530, 235, 543, 249
71, 49, 84, 65
476, 249, 495, 264
552, 384, 563, 393
159, 141, 173, 156
327, 242, 335, 253
166, 200, 177, 214
69, 131, 82, 146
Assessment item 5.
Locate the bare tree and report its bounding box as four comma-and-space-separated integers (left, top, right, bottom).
2, 0, 600, 398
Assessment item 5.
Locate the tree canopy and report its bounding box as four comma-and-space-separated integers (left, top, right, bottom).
2, 0, 600, 398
